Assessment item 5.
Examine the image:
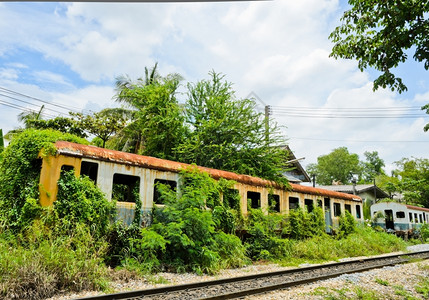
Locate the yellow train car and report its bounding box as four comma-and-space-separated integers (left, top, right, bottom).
39, 141, 362, 229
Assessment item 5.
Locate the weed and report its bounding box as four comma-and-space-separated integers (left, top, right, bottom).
415, 275, 429, 298
375, 278, 389, 286
312, 286, 385, 300
145, 275, 170, 285
393, 285, 418, 299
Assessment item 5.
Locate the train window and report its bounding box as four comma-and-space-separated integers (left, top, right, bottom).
396, 211, 405, 218
324, 198, 330, 211
153, 179, 177, 205
223, 189, 240, 210
289, 197, 299, 210
345, 204, 351, 214
419, 214, 423, 223
409, 213, 413, 222
80, 161, 98, 183
268, 194, 280, 212
333, 203, 341, 217
33, 158, 42, 171
248, 191, 261, 209
112, 173, 140, 203
356, 205, 361, 219
60, 165, 74, 173
304, 199, 313, 212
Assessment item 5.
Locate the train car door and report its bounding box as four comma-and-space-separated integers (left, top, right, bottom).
384, 210, 394, 230
324, 198, 332, 233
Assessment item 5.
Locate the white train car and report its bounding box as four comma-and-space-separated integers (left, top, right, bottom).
38, 141, 363, 228
371, 202, 429, 236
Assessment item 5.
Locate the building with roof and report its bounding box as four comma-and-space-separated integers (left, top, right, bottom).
282, 145, 311, 184
317, 184, 389, 204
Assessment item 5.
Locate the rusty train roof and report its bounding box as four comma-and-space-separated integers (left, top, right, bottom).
53, 141, 361, 202
406, 205, 429, 213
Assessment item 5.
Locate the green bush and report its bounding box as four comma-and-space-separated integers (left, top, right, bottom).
212, 205, 239, 234
337, 210, 357, 238
104, 223, 141, 267
283, 207, 327, 239
244, 208, 291, 260
213, 231, 249, 269
420, 223, 429, 242
0, 129, 87, 231
121, 228, 167, 274
55, 170, 116, 238
150, 167, 247, 274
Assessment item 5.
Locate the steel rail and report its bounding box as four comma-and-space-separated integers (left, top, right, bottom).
78, 250, 429, 300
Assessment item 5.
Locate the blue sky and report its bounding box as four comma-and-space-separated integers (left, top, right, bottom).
0, 0, 428, 175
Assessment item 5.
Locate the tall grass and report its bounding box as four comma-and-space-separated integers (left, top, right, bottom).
0, 224, 110, 300
286, 225, 407, 265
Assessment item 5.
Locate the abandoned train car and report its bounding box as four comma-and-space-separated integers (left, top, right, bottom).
38, 141, 363, 228
371, 202, 429, 236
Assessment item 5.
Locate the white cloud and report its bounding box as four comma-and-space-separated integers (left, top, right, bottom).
0, 0, 428, 172
0, 68, 19, 80
32, 71, 74, 88
51, 85, 116, 112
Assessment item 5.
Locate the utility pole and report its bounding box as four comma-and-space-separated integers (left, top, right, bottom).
247, 92, 270, 142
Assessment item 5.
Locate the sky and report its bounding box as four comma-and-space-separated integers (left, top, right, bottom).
0, 0, 428, 176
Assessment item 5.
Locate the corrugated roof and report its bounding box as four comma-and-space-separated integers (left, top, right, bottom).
318, 184, 389, 198
53, 141, 361, 202
406, 204, 429, 213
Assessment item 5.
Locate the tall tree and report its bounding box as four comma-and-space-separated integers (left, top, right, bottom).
178, 72, 288, 183
395, 157, 429, 207
307, 147, 362, 185
18, 105, 45, 128
114, 66, 185, 159
377, 157, 429, 207
27, 116, 87, 138
362, 151, 385, 182
71, 108, 128, 148
330, 0, 429, 94
5, 105, 46, 141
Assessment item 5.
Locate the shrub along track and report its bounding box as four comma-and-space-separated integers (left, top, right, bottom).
81, 250, 429, 300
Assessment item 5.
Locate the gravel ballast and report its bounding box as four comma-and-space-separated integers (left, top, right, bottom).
47, 244, 429, 300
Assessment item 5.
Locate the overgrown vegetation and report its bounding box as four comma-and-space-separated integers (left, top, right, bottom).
0, 130, 115, 299
0, 129, 413, 299
0, 129, 88, 231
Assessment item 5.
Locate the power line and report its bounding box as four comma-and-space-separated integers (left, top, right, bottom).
271, 112, 425, 119
254, 102, 427, 119
269, 105, 427, 119
0, 100, 57, 119
0, 86, 83, 112
0, 92, 69, 117
289, 136, 429, 143
271, 105, 422, 111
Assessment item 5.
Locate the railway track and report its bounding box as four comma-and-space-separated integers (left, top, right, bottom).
80, 250, 429, 300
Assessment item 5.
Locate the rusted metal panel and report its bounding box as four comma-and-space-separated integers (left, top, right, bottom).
53, 141, 362, 203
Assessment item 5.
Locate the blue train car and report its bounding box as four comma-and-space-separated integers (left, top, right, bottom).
371, 202, 429, 237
